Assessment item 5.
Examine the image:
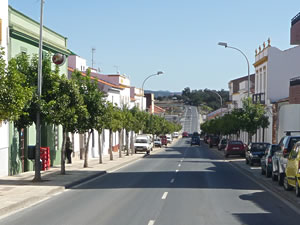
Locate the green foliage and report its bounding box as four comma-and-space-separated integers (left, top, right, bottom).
0, 49, 33, 123
201, 98, 270, 141
182, 87, 229, 111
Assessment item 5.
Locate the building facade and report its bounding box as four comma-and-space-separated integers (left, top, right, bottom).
253, 39, 300, 143
8, 6, 70, 175
0, 0, 9, 177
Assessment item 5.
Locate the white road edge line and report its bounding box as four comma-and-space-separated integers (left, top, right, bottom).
162, 192, 168, 200
170, 178, 175, 183
175, 169, 179, 173
148, 220, 155, 225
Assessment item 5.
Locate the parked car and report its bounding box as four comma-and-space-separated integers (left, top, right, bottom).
154, 138, 162, 148
192, 132, 200, 137
191, 136, 201, 146
134, 135, 153, 154
261, 144, 281, 177
166, 134, 173, 143
173, 132, 179, 138
182, 131, 189, 138
284, 141, 300, 196
204, 135, 210, 144
245, 142, 270, 166
272, 134, 300, 185
208, 136, 220, 148
160, 135, 168, 146
224, 141, 245, 158
218, 139, 228, 150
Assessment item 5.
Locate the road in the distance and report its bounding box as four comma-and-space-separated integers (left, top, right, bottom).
2, 139, 300, 225
182, 106, 199, 134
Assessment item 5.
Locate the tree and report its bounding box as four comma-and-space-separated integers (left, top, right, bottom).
0, 49, 33, 122
43, 74, 88, 174
71, 69, 106, 168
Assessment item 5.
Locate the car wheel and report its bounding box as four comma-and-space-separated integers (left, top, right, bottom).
135, 150, 137, 154
225, 154, 228, 158
296, 180, 300, 197
246, 158, 249, 164
261, 167, 265, 175
284, 176, 293, 191
272, 171, 278, 181
250, 160, 254, 166
278, 173, 284, 186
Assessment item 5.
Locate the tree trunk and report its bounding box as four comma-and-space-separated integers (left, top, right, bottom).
98, 129, 103, 164
130, 130, 134, 155
18, 128, 25, 172
119, 129, 123, 158
126, 131, 129, 156
109, 129, 113, 160
61, 128, 66, 175
84, 130, 92, 168
262, 128, 265, 142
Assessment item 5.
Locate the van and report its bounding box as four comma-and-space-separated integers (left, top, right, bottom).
134, 135, 153, 154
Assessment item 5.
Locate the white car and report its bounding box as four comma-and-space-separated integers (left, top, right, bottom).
173, 132, 179, 138
166, 134, 173, 143
134, 135, 153, 154
154, 138, 162, 147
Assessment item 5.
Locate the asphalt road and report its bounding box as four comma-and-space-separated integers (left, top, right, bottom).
2, 139, 300, 225
183, 106, 199, 134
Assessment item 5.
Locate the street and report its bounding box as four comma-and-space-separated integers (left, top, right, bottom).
182, 106, 200, 134
2, 138, 300, 225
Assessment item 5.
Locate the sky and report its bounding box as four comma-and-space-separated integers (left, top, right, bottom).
8, 0, 300, 92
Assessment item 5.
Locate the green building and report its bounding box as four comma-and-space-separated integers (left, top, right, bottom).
8, 6, 70, 175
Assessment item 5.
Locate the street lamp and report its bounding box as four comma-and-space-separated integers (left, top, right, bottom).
218, 42, 250, 98
141, 71, 164, 111
208, 90, 223, 115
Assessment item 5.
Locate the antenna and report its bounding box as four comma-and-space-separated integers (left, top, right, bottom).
92, 48, 96, 69
113, 65, 120, 74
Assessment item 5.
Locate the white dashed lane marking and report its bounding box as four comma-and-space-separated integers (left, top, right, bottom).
162, 192, 168, 200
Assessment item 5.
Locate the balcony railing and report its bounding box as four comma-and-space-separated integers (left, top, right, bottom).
252, 93, 265, 104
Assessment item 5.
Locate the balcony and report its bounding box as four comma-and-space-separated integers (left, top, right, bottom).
252, 93, 265, 104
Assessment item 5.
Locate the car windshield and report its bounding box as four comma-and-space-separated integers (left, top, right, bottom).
251, 143, 269, 151
154, 139, 160, 141
135, 139, 147, 143
288, 137, 300, 150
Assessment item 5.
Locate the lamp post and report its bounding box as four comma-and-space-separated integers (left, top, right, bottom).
141, 71, 164, 111
218, 42, 250, 98
33, 0, 44, 182
208, 90, 223, 115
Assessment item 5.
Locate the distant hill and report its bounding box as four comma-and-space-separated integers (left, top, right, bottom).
144, 90, 181, 97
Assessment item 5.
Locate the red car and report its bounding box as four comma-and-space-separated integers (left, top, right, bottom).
160, 135, 168, 146
224, 141, 245, 158
182, 131, 189, 138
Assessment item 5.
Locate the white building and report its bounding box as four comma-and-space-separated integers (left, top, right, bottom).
130, 87, 145, 110
228, 74, 255, 143
253, 39, 300, 143
0, 0, 9, 177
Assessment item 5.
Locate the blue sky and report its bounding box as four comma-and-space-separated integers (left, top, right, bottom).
9, 0, 300, 92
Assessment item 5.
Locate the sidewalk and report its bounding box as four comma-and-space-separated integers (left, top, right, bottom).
0, 146, 166, 218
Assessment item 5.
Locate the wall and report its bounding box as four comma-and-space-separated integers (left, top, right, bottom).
268, 46, 300, 102
0, 0, 9, 177
278, 104, 300, 141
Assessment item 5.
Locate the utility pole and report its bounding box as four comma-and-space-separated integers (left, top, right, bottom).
92, 48, 96, 69
33, 0, 44, 182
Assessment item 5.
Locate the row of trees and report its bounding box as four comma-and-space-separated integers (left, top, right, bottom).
0, 49, 181, 180
182, 87, 229, 110
201, 98, 269, 142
